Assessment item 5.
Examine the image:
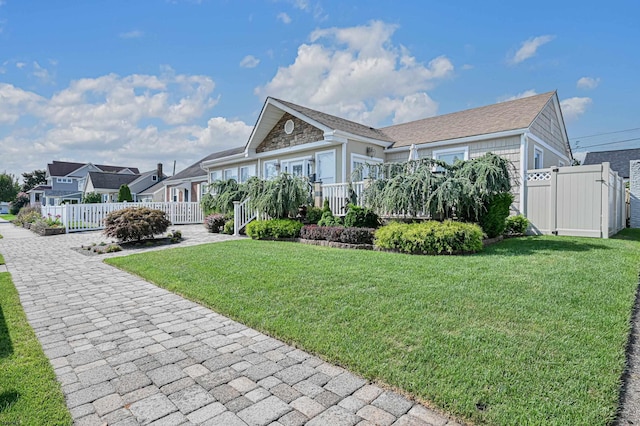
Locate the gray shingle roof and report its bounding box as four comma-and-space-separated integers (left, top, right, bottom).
87, 172, 140, 190
272, 98, 394, 142
165, 147, 245, 182
380, 91, 556, 147
582, 148, 640, 178
48, 161, 140, 176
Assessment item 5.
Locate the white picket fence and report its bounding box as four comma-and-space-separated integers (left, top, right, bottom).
321, 181, 365, 216
232, 198, 258, 236
41, 202, 204, 233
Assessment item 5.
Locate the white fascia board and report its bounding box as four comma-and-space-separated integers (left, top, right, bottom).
384, 128, 528, 153
330, 130, 393, 148
201, 153, 247, 169
268, 99, 334, 134
163, 176, 206, 185
524, 132, 571, 163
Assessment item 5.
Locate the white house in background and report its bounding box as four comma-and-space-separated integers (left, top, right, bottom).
200, 91, 573, 212
28, 161, 140, 206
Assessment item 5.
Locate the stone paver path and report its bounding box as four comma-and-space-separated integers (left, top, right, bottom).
0, 223, 460, 426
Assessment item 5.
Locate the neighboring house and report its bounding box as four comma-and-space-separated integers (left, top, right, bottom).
582, 148, 640, 182
137, 181, 166, 202
0, 202, 9, 214
28, 161, 140, 206
163, 148, 244, 203
83, 164, 166, 202
200, 91, 573, 212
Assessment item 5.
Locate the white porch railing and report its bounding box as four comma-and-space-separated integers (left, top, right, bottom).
321, 181, 365, 215
41, 202, 204, 233
233, 198, 258, 236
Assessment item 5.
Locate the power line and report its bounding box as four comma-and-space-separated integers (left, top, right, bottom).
570, 127, 640, 140
572, 137, 640, 150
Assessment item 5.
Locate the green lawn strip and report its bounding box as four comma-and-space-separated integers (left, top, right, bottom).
0, 214, 16, 221
106, 229, 640, 425
0, 254, 4, 265
0, 272, 72, 425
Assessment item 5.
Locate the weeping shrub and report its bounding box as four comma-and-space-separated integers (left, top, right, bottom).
246, 173, 311, 219
478, 192, 513, 238
200, 179, 247, 215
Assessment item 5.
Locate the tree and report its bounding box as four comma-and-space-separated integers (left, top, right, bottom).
0, 172, 20, 202
21, 169, 46, 192
118, 184, 133, 202
82, 192, 102, 203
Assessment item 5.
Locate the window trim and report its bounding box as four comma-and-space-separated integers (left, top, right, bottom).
239, 164, 257, 183
263, 159, 279, 180
56, 177, 73, 184
315, 149, 337, 184
209, 170, 222, 183
223, 167, 238, 181
281, 155, 312, 178
533, 145, 544, 169
432, 146, 469, 163
351, 153, 384, 181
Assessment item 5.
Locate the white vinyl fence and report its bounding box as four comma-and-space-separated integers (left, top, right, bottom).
41, 202, 204, 233
321, 181, 365, 216
524, 162, 625, 238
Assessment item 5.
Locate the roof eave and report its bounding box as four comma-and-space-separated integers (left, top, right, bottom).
384, 128, 529, 152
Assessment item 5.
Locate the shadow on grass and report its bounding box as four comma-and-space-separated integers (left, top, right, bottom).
0, 391, 19, 413
478, 237, 612, 256
612, 228, 640, 241
0, 304, 13, 358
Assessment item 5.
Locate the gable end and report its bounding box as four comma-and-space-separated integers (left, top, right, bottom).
256, 113, 324, 153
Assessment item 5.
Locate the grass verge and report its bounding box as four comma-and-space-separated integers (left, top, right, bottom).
0, 272, 72, 425
0, 214, 16, 221
106, 229, 640, 425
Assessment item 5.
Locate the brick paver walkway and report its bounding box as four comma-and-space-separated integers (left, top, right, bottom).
0, 223, 459, 426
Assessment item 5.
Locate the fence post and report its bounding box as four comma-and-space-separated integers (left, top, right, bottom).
631, 161, 640, 228
313, 182, 323, 208
233, 201, 241, 236
601, 162, 610, 239
64, 203, 70, 234
549, 167, 558, 235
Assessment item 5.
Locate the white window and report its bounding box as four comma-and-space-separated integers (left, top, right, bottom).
239, 165, 257, 183
264, 160, 279, 180
56, 177, 73, 184
210, 170, 222, 182
315, 150, 336, 184
351, 153, 383, 181
102, 194, 109, 203
433, 147, 469, 165
224, 168, 238, 181
200, 183, 208, 199
171, 187, 178, 202
77, 178, 85, 191
281, 158, 309, 178
534, 146, 544, 169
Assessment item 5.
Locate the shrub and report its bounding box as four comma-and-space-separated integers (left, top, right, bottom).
204, 213, 227, 233
103, 207, 171, 242
343, 204, 379, 228
374, 221, 484, 255
13, 206, 41, 225
118, 184, 133, 202
10, 192, 30, 214
30, 220, 48, 235
201, 179, 247, 215
245, 219, 303, 240
83, 192, 102, 203
246, 173, 311, 219
322, 199, 331, 214
317, 210, 343, 227
478, 192, 513, 238
300, 225, 374, 244
505, 215, 529, 235
223, 219, 234, 235
305, 206, 323, 224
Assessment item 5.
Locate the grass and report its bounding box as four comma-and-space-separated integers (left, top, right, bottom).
0, 214, 16, 221
0, 254, 4, 265
0, 272, 72, 425
106, 230, 640, 425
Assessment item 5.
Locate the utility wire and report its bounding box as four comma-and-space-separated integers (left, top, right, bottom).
570, 127, 640, 140
572, 137, 640, 150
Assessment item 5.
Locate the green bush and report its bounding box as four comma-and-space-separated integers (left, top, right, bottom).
103, 207, 171, 242
478, 192, 513, 238
82, 192, 102, 203
317, 210, 343, 227
374, 220, 483, 255
10, 192, 30, 215
223, 219, 234, 235
305, 206, 323, 224
344, 204, 380, 228
13, 206, 41, 225
246, 219, 303, 240
505, 214, 529, 235
118, 184, 133, 202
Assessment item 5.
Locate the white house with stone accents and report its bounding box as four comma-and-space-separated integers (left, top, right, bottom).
201, 91, 572, 216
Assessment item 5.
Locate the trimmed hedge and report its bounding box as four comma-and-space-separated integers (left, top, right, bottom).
104, 207, 171, 242
300, 225, 375, 245
505, 214, 529, 235
478, 192, 513, 238
246, 219, 303, 240
344, 204, 379, 228
374, 220, 483, 255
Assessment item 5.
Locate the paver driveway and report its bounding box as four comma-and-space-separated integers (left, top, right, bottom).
0, 223, 459, 426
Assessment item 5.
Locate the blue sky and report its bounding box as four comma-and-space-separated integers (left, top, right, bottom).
1, 0, 638, 178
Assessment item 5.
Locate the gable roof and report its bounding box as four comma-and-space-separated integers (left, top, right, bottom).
138, 180, 165, 195
165, 147, 245, 182
95, 164, 140, 174
380, 91, 556, 147
128, 170, 167, 194
272, 98, 394, 142
48, 161, 140, 177
87, 171, 140, 190
582, 148, 640, 178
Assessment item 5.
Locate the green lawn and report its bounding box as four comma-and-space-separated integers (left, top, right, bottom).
0, 214, 16, 221
106, 230, 640, 425
0, 254, 4, 264
0, 272, 72, 425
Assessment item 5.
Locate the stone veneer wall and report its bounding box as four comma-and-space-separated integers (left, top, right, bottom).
256, 113, 324, 153
631, 160, 640, 228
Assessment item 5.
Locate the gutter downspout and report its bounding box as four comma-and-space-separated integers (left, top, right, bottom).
520, 133, 528, 214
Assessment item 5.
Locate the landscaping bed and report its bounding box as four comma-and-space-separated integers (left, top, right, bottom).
106, 230, 640, 425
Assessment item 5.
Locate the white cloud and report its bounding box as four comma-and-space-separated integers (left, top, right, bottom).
509, 35, 555, 64
560, 97, 592, 122
15, 61, 26, 69
576, 76, 600, 90
0, 70, 253, 180
119, 30, 144, 39
240, 55, 260, 68
277, 12, 291, 24
256, 20, 453, 126
461, 64, 474, 70
32, 61, 54, 84
498, 89, 538, 102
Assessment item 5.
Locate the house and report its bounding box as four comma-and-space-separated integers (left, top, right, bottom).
0, 202, 9, 214
163, 148, 244, 202
200, 91, 573, 213
28, 161, 140, 206
83, 164, 167, 202
582, 148, 640, 182
137, 181, 166, 202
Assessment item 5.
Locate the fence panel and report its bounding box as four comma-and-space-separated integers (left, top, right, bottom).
321, 181, 365, 215
41, 202, 203, 233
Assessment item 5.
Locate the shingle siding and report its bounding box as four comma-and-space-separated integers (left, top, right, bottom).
256, 113, 324, 153
529, 100, 569, 160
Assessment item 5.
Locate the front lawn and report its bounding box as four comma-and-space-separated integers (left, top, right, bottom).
106, 230, 640, 425
0, 272, 72, 425
0, 214, 15, 221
